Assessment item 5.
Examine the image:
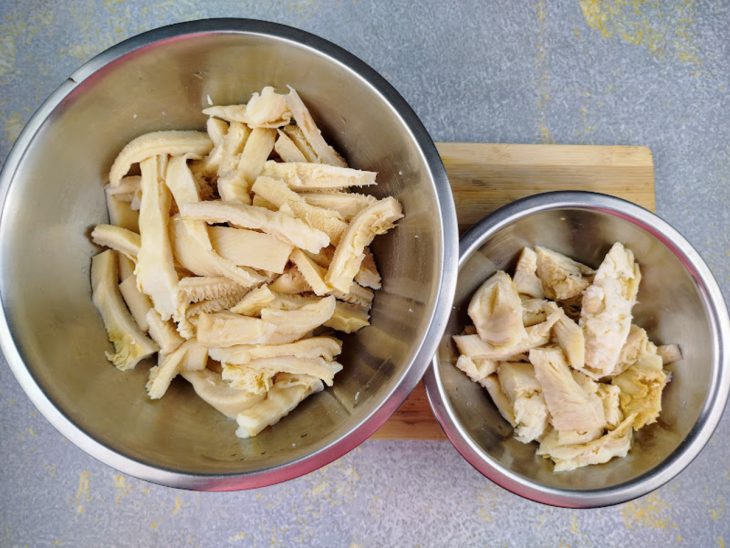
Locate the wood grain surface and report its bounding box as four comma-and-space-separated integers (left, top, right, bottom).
373, 142, 655, 440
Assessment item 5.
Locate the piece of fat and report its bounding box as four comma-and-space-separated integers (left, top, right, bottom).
324, 301, 370, 333
146, 308, 184, 354
535, 246, 594, 301
544, 301, 585, 370
498, 361, 549, 443
105, 192, 139, 232
325, 197, 403, 293
208, 225, 293, 274
196, 311, 277, 347
657, 344, 683, 365
209, 336, 342, 364
467, 271, 527, 347
260, 295, 337, 344
178, 276, 247, 304
180, 200, 329, 254
91, 251, 158, 370
108, 131, 212, 186
235, 374, 324, 439
91, 224, 140, 261
284, 86, 347, 167
580, 242, 642, 378
119, 274, 152, 331
612, 352, 667, 430
230, 285, 276, 316
170, 217, 268, 286
245, 87, 291, 128
269, 267, 311, 294
481, 374, 516, 427
261, 161, 375, 190
182, 368, 264, 419
300, 191, 378, 222
136, 156, 180, 320
538, 414, 635, 472
529, 346, 605, 432
513, 247, 544, 298
454, 355, 498, 386
274, 129, 308, 162
238, 356, 342, 387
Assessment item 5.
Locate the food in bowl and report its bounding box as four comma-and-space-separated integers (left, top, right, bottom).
453, 243, 682, 471
89, 85, 403, 439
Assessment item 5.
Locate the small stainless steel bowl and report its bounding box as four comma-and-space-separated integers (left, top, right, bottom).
424, 191, 730, 508
0, 19, 458, 489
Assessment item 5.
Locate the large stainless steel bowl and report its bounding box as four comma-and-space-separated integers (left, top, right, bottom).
425, 191, 730, 508
0, 19, 458, 490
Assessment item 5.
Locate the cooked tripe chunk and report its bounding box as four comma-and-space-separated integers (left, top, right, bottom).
467, 271, 526, 347
535, 246, 594, 300
452, 243, 677, 471
580, 242, 641, 378
91, 251, 158, 370
90, 84, 402, 440
325, 197, 403, 292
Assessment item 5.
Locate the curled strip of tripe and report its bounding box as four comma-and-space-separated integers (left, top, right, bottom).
209, 336, 342, 364
108, 131, 212, 186
261, 161, 375, 190
91, 224, 140, 262
260, 295, 336, 344
196, 311, 277, 347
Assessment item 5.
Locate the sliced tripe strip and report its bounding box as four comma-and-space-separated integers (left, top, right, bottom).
612, 351, 667, 430
282, 125, 319, 162
185, 290, 248, 318
91, 224, 140, 261
105, 176, 140, 197
355, 248, 382, 289
221, 365, 275, 394
202, 104, 248, 123
274, 129, 307, 163
199, 117, 229, 176
498, 361, 549, 443
481, 374, 516, 427
246, 87, 292, 128
180, 200, 329, 253
300, 192, 377, 222
580, 242, 642, 378
325, 197, 402, 292
181, 340, 208, 371
521, 297, 547, 326
269, 267, 311, 294
260, 295, 336, 344
91, 250, 157, 371
284, 86, 347, 167
136, 156, 179, 320
537, 414, 635, 472
324, 301, 370, 333
119, 275, 151, 331
454, 355, 498, 386
109, 131, 212, 186
544, 301, 585, 370
535, 246, 594, 301
118, 254, 136, 281
467, 271, 527, 347
218, 127, 276, 204
268, 293, 319, 310
171, 218, 266, 287
239, 356, 342, 386
529, 346, 605, 432
208, 226, 292, 274
290, 249, 330, 296
252, 194, 278, 210
597, 383, 623, 429
146, 308, 184, 354
178, 276, 246, 304
230, 285, 276, 316
261, 161, 375, 190
252, 176, 347, 244
146, 339, 199, 399
235, 374, 324, 439
209, 336, 342, 364
657, 344, 682, 365
105, 192, 139, 232
513, 247, 544, 298
216, 122, 250, 203
615, 325, 653, 375
196, 312, 276, 347
182, 368, 264, 419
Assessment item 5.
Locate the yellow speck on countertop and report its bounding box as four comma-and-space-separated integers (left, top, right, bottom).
229, 532, 247, 542
310, 481, 329, 497
621, 493, 676, 530
74, 471, 91, 514
570, 512, 581, 535
113, 474, 131, 505
172, 496, 183, 516
719, 537, 725, 548
708, 495, 726, 521
150, 521, 159, 531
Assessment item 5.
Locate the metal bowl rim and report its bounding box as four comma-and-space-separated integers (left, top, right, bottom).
424, 190, 730, 508
0, 18, 459, 491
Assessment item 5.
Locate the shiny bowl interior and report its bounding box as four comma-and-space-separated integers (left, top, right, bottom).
0, 20, 457, 489
425, 192, 729, 507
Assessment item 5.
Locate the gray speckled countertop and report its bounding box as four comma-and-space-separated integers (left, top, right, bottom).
1, 1, 729, 546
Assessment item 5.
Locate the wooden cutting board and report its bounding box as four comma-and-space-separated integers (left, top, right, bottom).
373, 143, 655, 440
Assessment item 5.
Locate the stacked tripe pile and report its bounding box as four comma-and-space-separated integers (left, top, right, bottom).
453, 244, 682, 471
89, 86, 403, 439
